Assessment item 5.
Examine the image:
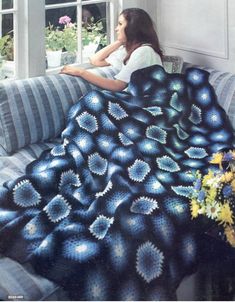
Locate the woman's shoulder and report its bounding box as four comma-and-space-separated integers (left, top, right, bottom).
129, 44, 162, 66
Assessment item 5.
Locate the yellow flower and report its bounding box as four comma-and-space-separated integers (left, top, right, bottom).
218, 203, 234, 225
198, 205, 206, 215
224, 225, 235, 247
202, 170, 214, 187
190, 153, 235, 246
220, 171, 233, 183
190, 199, 200, 218
207, 187, 217, 201
210, 152, 223, 169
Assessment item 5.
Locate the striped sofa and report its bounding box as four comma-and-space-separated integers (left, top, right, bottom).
0, 66, 118, 186
0, 56, 184, 186
0, 65, 119, 301
0, 60, 234, 300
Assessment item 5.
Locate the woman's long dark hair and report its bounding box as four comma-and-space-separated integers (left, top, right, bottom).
120, 8, 163, 64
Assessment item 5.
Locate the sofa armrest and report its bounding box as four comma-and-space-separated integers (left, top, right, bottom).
0, 65, 117, 155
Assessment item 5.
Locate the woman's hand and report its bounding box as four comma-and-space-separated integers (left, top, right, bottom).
60, 65, 85, 77
61, 64, 127, 91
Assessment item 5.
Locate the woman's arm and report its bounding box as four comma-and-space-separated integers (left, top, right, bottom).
60, 66, 127, 92
89, 40, 123, 67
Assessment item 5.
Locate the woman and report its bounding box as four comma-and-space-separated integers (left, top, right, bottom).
60, 8, 163, 91
0, 17, 234, 302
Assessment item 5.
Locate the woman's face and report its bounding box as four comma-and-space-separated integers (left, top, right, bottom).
115, 14, 127, 43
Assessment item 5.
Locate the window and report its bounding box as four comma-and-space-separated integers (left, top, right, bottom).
45, 0, 116, 70
0, 0, 15, 80
0, 0, 119, 81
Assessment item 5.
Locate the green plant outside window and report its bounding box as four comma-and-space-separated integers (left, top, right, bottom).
0, 33, 14, 61
45, 15, 107, 54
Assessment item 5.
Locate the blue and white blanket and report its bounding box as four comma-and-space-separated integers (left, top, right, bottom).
0, 65, 234, 300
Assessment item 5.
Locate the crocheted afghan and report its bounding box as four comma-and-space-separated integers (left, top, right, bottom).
0, 65, 234, 300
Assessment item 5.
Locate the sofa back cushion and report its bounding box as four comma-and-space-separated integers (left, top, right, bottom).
0, 66, 117, 155
183, 62, 235, 133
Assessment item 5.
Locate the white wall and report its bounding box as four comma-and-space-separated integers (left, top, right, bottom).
123, 0, 235, 73
121, 0, 148, 11
156, 0, 235, 73
121, 0, 157, 27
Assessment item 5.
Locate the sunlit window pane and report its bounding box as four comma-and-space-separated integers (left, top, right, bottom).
45, 6, 77, 68
45, 1, 110, 69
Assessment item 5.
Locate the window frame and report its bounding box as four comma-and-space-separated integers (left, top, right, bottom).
18, 0, 46, 79
16, 0, 120, 79
45, 0, 119, 71
1, 0, 121, 81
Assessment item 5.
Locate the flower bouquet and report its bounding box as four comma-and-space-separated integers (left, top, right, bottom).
59, 15, 77, 53
190, 150, 235, 247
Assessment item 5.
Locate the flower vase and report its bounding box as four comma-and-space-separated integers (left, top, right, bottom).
46, 50, 62, 68
61, 51, 77, 65
0, 59, 15, 79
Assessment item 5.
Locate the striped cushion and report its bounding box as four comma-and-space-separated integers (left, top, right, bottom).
182, 63, 235, 133
0, 66, 117, 155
